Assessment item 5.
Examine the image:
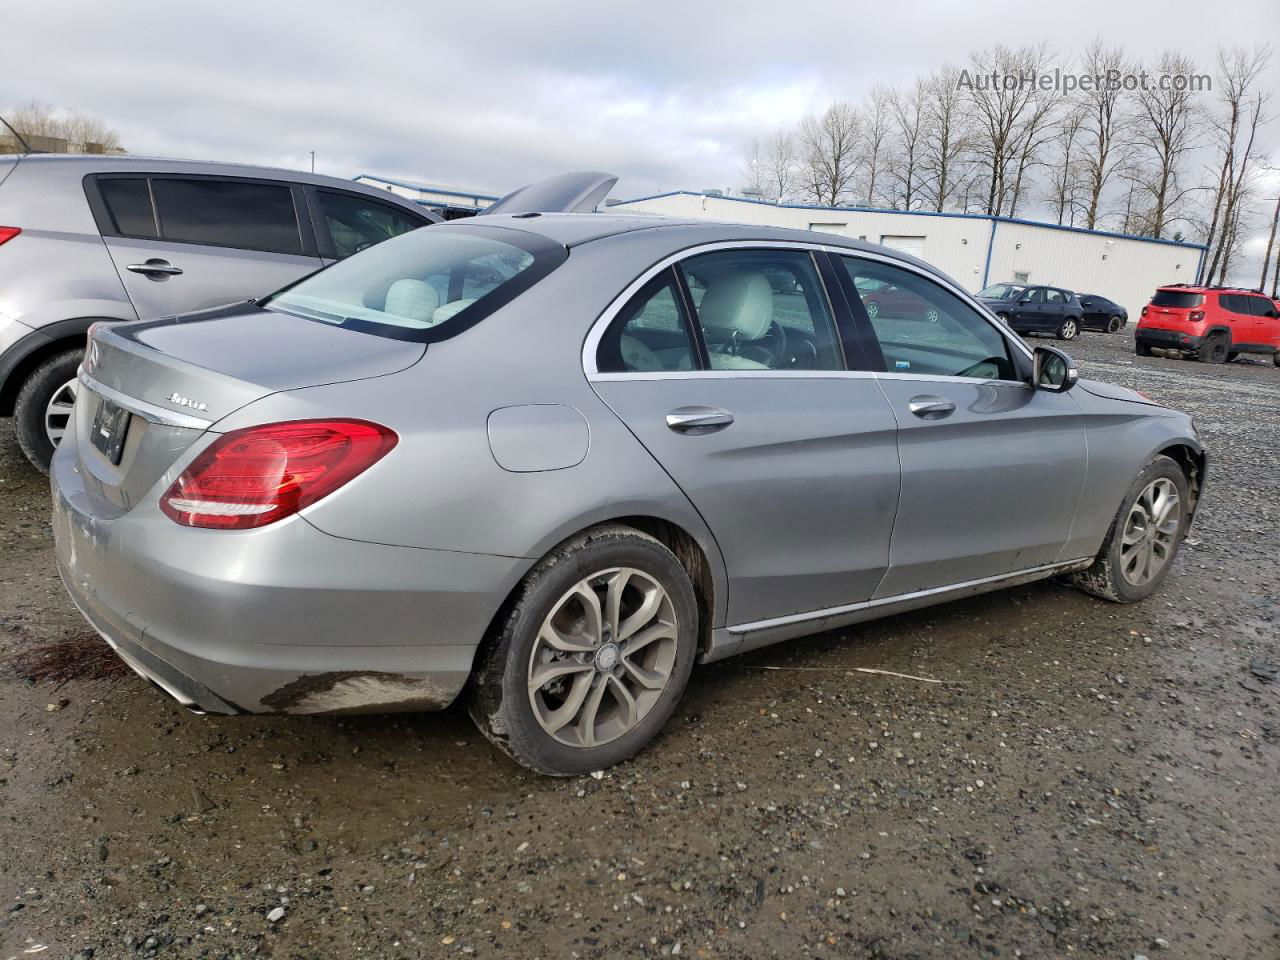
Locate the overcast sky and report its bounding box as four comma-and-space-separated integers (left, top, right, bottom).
9, 0, 1280, 281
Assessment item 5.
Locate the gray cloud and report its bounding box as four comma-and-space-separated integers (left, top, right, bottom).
8, 0, 1279, 282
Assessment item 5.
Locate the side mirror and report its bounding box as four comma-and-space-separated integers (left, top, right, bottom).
1033, 346, 1078, 393
1018, 295, 1033, 303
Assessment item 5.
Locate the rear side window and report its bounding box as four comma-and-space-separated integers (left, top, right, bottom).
681, 249, 844, 372
263, 224, 564, 342
152, 178, 302, 255
316, 191, 424, 259
99, 178, 157, 238
1239, 295, 1272, 316
1151, 290, 1203, 308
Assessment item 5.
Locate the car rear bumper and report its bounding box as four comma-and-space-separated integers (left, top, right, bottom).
1136, 328, 1202, 351
51, 445, 527, 715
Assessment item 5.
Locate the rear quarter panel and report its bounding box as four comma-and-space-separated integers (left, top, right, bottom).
205, 229, 732, 626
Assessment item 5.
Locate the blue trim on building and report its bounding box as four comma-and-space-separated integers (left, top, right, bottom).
981, 219, 998, 289
1195, 245, 1208, 284
354, 174, 499, 203
616, 190, 1207, 251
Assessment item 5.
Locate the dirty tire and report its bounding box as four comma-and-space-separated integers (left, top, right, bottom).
1056, 318, 1079, 341
1071, 454, 1191, 603
467, 526, 698, 776
1226, 351, 1239, 363
1200, 335, 1227, 364
14, 348, 84, 474
1106, 315, 1124, 334
1135, 341, 1151, 357
1274, 351, 1280, 367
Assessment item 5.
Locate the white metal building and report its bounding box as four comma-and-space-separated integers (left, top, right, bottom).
611, 191, 1207, 319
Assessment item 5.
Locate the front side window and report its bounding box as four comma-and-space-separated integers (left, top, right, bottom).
263, 225, 562, 341
316, 191, 424, 259
152, 178, 302, 254
1046, 289, 1067, 304
681, 249, 843, 372
596, 271, 698, 373
841, 257, 1016, 380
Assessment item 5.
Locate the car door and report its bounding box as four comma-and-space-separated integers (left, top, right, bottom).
90, 174, 324, 320
834, 254, 1087, 597
1243, 294, 1277, 349
586, 246, 900, 629
1013, 287, 1046, 329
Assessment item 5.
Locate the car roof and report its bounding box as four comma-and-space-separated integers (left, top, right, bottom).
458, 213, 953, 282
5, 153, 420, 197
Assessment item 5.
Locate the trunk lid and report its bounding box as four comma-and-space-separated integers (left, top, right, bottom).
74, 303, 423, 510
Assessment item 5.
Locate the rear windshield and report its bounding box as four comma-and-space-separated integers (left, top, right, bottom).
263, 224, 565, 342
1150, 290, 1203, 308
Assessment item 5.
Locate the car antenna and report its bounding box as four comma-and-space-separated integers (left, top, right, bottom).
0, 115, 36, 154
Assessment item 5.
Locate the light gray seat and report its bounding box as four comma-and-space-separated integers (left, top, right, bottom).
698, 272, 773, 370
383, 279, 440, 326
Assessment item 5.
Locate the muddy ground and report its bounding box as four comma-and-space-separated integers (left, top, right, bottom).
1, 330, 1277, 960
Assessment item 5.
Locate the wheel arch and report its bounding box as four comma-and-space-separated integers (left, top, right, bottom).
482, 514, 725, 662
0, 317, 100, 415
1154, 441, 1205, 520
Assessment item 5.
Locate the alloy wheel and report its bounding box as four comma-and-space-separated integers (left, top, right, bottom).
1061, 319, 1078, 340
866, 301, 880, 319
1108, 316, 1123, 333
1119, 478, 1181, 587
44, 378, 79, 448
527, 568, 678, 748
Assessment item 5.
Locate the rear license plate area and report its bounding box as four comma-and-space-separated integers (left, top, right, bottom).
91, 397, 131, 465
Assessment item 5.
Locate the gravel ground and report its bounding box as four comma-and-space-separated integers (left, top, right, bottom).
1, 330, 1277, 959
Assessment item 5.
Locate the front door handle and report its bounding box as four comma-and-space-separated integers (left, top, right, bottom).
126, 259, 184, 279
666, 406, 735, 433
908, 395, 956, 419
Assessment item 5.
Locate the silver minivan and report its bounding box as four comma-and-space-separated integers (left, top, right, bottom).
0, 154, 439, 470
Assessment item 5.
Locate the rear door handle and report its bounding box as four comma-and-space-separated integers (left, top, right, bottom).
908, 395, 956, 419
126, 259, 183, 278
666, 406, 734, 433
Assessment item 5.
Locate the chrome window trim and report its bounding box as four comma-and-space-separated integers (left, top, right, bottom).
727, 557, 1094, 635
581, 239, 1034, 380
77, 368, 214, 430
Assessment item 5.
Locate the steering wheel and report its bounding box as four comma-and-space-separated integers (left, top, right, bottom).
734, 320, 788, 368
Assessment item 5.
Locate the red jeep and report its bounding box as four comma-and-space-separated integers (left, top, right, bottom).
1136, 285, 1280, 365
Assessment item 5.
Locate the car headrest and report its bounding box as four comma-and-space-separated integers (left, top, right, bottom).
384, 279, 440, 325
699, 273, 773, 341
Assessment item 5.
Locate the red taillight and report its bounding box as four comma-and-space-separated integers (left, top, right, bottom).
0, 226, 20, 246
1189, 310, 1205, 321
1140, 306, 1149, 317
160, 419, 397, 530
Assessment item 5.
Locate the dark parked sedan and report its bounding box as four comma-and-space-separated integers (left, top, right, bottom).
1079, 294, 1129, 333
977, 283, 1085, 340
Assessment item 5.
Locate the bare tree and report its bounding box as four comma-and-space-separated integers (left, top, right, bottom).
858, 85, 894, 206
887, 78, 929, 210
920, 65, 971, 212
3, 100, 122, 152
1006, 82, 1059, 217
741, 139, 765, 196
1045, 101, 1088, 225
1076, 39, 1135, 229
762, 130, 798, 202
1127, 51, 1203, 238
962, 43, 1056, 215
798, 102, 861, 206
1202, 45, 1273, 284
1259, 184, 1279, 292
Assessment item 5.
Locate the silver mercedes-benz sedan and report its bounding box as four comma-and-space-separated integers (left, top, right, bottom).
51, 209, 1205, 775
